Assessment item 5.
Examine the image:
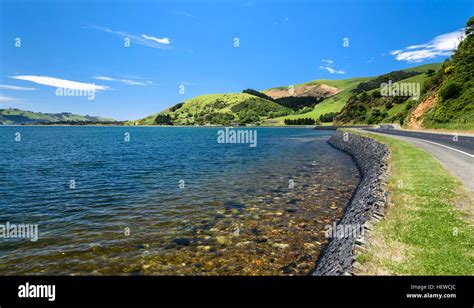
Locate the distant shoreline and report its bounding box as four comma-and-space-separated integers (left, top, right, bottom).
0, 124, 320, 128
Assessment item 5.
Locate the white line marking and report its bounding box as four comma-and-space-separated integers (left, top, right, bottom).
366, 130, 474, 158
406, 138, 474, 158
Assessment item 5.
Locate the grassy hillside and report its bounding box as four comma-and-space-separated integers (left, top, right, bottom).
410, 16, 474, 130
401, 63, 444, 73
131, 61, 458, 127
0, 108, 114, 125
267, 78, 370, 125
334, 63, 442, 125
130, 93, 292, 125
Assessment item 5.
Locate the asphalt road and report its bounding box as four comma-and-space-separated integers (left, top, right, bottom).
364, 128, 474, 156
364, 129, 474, 192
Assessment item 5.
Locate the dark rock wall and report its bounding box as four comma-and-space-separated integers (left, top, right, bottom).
313, 130, 390, 276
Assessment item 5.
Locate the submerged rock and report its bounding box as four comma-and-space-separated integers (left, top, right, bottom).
224, 201, 246, 210
173, 238, 191, 246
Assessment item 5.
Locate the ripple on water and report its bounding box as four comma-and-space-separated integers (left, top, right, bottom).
0, 127, 359, 275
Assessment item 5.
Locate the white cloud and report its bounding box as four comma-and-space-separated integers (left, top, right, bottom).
141, 34, 170, 45
10, 76, 109, 91
389, 29, 465, 63
93, 76, 150, 86
319, 66, 346, 74
0, 84, 36, 91
87, 25, 172, 50
0, 95, 18, 102
319, 59, 345, 74
92, 76, 114, 81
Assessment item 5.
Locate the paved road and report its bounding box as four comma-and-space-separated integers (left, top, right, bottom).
365, 128, 474, 156
364, 129, 474, 192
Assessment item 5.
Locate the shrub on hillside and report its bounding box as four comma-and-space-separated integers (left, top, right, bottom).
197, 112, 235, 125
242, 89, 275, 101
155, 114, 173, 125
230, 97, 287, 116
238, 111, 260, 124
169, 102, 184, 112
319, 112, 336, 122
422, 69, 444, 94
351, 70, 420, 94
425, 69, 436, 77
275, 96, 320, 110
439, 81, 462, 100
284, 118, 315, 125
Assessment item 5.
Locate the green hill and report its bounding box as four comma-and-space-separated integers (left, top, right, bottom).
266, 77, 371, 125
130, 93, 292, 125
0, 108, 114, 125
408, 16, 474, 130
334, 64, 442, 125
131, 58, 468, 129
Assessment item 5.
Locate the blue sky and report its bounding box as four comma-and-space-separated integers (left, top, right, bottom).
0, 0, 472, 120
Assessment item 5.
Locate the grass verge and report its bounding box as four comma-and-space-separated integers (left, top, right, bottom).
349, 130, 473, 275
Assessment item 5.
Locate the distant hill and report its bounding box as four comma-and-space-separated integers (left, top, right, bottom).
129, 93, 292, 125
333, 63, 443, 125
265, 83, 341, 100
130, 21, 472, 131
0, 109, 114, 125
332, 16, 474, 130
266, 77, 371, 125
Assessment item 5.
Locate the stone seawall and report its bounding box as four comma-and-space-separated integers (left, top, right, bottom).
313, 130, 390, 276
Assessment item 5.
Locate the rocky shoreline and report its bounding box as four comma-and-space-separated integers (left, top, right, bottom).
312, 130, 390, 276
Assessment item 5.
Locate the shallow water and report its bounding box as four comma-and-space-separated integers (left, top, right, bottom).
0, 126, 359, 275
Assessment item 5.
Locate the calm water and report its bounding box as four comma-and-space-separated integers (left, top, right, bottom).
0, 126, 359, 275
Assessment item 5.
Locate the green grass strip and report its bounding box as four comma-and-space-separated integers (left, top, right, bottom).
349, 130, 473, 275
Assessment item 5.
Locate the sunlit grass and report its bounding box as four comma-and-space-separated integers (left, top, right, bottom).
352, 131, 473, 275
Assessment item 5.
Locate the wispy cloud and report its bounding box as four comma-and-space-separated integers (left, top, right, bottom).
319, 59, 345, 74
319, 66, 346, 74
0, 95, 19, 103
179, 81, 197, 86
87, 25, 172, 50
274, 17, 289, 25
0, 84, 36, 91
92, 76, 151, 86
389, 29, 465, 63
175, 11, 196, 18
10, 76, 110, 91
141, 34, 170, 45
